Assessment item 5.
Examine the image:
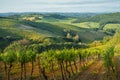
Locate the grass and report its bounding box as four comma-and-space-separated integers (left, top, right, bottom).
1, 19, 107, 43
0, 16, 109, 43
0, 18, 46, 41
0, 28, 19, 37
72, 22, 100, 29
0, 18, 19, 28
103, 24, 120, 31
51, 22, 106, 42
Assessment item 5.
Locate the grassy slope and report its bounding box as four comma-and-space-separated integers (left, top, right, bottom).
73, 12, 120, 23
71, 22, 99, 29
0, 18, 21, 37
44, 22, 106, 42
27, 14, 106, 43
103, 24, 120, 31
0, 18, 45, 41
0, 13, 111, 43
73, 12, 120, 30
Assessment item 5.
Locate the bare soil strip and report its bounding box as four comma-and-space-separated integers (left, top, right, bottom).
73, 60, 106, 80
113, 55, 120, 80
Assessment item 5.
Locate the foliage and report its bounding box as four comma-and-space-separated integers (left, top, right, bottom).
73, 12, 120, 30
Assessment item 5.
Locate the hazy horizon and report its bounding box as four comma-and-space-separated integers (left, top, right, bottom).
0, 0, 120, 13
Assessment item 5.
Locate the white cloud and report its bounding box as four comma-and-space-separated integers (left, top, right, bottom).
0, 0, 120, 12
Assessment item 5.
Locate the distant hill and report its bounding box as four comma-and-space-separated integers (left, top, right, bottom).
58, 13, 99, 18
73, 12, 120, 29
1, 12, 120, 46
0, 12, 99, 18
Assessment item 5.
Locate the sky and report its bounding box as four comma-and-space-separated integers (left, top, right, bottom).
0, 0, 120, 13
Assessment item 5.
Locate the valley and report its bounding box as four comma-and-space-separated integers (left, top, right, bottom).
0, 12, 120, 80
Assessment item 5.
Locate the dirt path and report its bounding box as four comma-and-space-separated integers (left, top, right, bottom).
113, 55, 120, 80
73, 60, 106, 80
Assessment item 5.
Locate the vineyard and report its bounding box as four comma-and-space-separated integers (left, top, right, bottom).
0, 31, 120, 80
0, 0, 120, 79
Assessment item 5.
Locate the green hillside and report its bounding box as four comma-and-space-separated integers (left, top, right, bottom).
73, 12, 120, 29
0, 18, 45, 41
1, 12, 120, 46
103, 24, 120, 32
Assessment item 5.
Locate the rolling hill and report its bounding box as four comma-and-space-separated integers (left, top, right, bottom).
0, 12, 120, 48
73, 12, 120, 29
